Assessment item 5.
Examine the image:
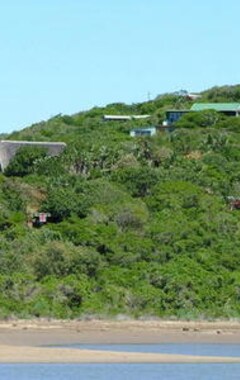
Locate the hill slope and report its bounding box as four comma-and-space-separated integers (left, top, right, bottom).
0, 85, 240, 319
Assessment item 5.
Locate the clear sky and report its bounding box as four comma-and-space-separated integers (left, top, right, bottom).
1, 0, 240, 133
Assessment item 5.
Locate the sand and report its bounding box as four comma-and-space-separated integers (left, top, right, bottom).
0, 319, 239, 363
0, 344, 240, 363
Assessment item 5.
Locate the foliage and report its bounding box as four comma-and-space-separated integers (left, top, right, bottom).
5, 146, 47, 177
175, 110, 225, 129
0, 84, 240, 319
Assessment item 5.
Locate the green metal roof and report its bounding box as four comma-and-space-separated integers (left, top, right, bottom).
190, 103, 240, 112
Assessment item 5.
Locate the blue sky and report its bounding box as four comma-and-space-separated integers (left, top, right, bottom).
0, 0, 240, 132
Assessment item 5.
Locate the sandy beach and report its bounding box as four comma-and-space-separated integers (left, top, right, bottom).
0, 319, 239, 363
0, 344, 239, 363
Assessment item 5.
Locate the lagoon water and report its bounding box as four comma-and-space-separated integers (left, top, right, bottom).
1, 363, 240, 380
65, 342, 240, 357
1, 344, 240, 380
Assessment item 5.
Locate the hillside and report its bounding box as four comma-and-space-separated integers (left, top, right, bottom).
0, 84, 240, 319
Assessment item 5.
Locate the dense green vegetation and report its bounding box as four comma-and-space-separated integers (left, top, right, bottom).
0, 84, 240, 319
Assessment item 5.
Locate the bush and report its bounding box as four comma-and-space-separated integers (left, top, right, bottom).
5, 146, 47, 177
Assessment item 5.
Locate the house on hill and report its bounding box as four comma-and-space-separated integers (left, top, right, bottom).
103, 114, 150, 121
190, 103, 240, 116
130, 127, 156, 137
165, 110, 189, 125
164, 103, 240, 126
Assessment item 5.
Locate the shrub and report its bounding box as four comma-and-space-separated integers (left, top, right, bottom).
5, 146, 47, 177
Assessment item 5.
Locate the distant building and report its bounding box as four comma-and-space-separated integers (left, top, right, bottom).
164, 103, 240, 126
190, 103, 240, 116
130, 127, 156, 137
31, 212, 51, 228
103, 114, 150, 121
186, 93, 201, 100
174, 90, 201, 100
165, 110, 189, 125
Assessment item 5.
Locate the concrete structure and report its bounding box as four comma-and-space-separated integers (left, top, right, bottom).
130, 127, 156, 137
104, 114, 150, 121
0, 140, 66, 171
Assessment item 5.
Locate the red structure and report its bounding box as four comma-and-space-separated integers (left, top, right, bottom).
32, 212, 51, 227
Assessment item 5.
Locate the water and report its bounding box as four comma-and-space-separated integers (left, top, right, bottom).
1, 363, 240, 380
63, 343, 240, 357
1, 344, 240, 380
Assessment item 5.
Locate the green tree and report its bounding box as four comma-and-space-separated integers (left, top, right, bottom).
5, 146, 47, 177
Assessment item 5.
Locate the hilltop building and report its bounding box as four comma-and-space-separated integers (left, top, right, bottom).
103, 114, 150, 121
130, 127, 156, 137
174, 90, 201, 100
165, 110, 189, 125
190, 103, 240, 116
164, 103, 240, 126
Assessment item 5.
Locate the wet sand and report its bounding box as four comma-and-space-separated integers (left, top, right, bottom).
0, 319, 239, 363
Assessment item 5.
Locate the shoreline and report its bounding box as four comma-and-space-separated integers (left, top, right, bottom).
0, 345, 239, 364
0, 319, 239, 345
0, 319, 239, 363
